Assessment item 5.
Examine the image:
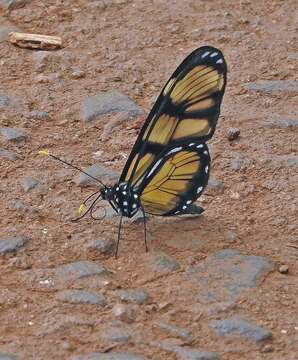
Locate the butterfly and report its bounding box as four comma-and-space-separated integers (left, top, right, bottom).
40, 45, 227, 257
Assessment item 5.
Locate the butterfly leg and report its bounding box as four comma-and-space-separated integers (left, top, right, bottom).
141, 206, 148, 252
115, 214, 123, 259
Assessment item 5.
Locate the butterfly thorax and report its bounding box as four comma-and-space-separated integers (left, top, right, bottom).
101, 182, 140, 218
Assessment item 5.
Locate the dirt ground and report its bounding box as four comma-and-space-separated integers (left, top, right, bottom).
0, 0, 297, 359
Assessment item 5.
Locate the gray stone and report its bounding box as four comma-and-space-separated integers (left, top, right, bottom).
0, 236, 28, 254
29, 110, 50, 120
264, 155, 298, 168
54, 261, 107, 282
0, 236, 28, 255
115, 289, 148, 305
0, 0, 29, 11
56, 289, 106, 306
206, 179, 224, 195
73, 353, 146, 360
87, 237, 116, 256
210, 317, 272, 342
288, 52, 298, 60
245, 80, 298, 93
0, 95, 11, 107
0, 149, 17, 161
21, 177, 39, 192
0, 353, 18, 360
0, 127, 26, 142
81, 90, 142, 122
101, 328, 131, 343
149, 252, 180, 272
155, 321, 192, 340
75, 164, 118, 187
261, 118, 298, 129
187, 249, 274, 302
157, 341, 219, 360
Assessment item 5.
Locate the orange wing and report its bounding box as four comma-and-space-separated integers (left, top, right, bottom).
120, 46, 226, 187
139, 142, 210, 215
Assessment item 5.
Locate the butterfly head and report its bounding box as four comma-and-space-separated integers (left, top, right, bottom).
101, 182, 140, 218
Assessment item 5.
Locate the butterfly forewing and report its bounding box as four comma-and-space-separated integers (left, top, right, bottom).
120, 46, 227, 186
139, 142, 210, 215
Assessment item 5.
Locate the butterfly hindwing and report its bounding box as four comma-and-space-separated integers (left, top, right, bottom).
120, 46, 226, 187
139, 142, 210, 215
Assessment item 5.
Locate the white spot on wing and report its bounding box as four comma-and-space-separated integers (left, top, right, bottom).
186, 200, 192, 204
197, 186, 203, 194
210, 52, 218, 57
166, 146, 183, 156
204, 150, 208, 155
133, 194, 138, 199
122, 191, 127, 195
123, 201, 128, 206
216, 58, 223, 64
196, 144, 204, 148
205, 165, 209, 173
147, 159, 162, 178
182, 205, 187, 210
202, 51, 210, 58
188, 143, 195, 147
116, 187, 119, 191
132, 203, 137, 209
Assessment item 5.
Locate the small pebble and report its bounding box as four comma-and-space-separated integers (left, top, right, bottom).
29, 110, 50, 120
226, 127, 240, 141
87, 237, 116, 256
71, 69, 86, 79
278, 265, 289, 274
260, 344, 274, 353
115, 289, 149, 305
112, 303, 137, 323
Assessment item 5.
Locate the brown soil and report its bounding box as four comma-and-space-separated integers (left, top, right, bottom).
0, 0, 297, 359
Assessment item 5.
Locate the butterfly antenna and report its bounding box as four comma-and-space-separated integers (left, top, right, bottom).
141, 206, 148, 252
72, 191, 102, 222
115, 214, 123, 259
38, 149, 106, 188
